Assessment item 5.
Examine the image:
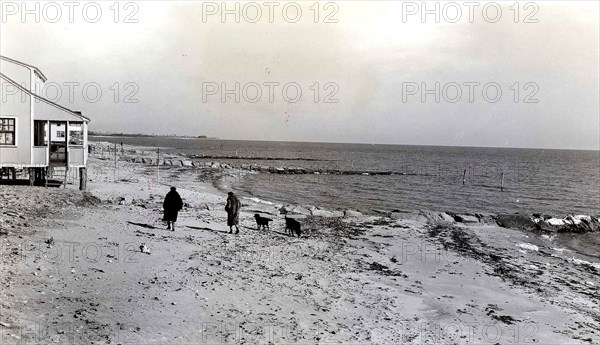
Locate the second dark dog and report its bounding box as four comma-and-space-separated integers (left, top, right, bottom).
284, 216, 302, 237
254, 214, 273, 230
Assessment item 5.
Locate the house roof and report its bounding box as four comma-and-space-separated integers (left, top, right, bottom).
1, 72, 91, 122
0, 55, 48, 82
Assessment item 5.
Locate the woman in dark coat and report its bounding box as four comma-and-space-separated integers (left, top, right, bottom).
225, 191, 241, 234
163, 187, 183, 231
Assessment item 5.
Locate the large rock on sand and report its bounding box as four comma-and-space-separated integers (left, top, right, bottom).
454, 214, 479, 224
545, 215, 600, 233
418, 210, 455, 223
279, 205, 311, 216
498, 214, 600, 233
534, 219, 558, 232
181, 160, 193, 167
435, 212, 455, 222
311, 209, 343, 217
290, 206, 311, 216
344, 209, 364, 218
496, 214, 536, 231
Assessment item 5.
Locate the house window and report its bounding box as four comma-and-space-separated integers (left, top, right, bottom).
69, 123, 83, 145
0, 118, 16, 145
56, 130, 65, 138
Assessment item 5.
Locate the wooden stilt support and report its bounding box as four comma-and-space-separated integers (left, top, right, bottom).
29, 168, 35, 186
79, 167, 87, 191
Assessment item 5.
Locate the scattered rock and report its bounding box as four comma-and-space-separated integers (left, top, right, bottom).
372, 209, 391, 217
280, 205, 311, 216
343, 209, 364, 218
139, 244, 150, 254
438, 212, 455, 223
454, 214, 479, 223
311, 209, 342, 217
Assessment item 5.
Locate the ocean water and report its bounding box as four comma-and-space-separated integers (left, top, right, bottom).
91, 136, 600, 217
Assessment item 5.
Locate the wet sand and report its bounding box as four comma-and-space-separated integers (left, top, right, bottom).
0, 144, 598, 344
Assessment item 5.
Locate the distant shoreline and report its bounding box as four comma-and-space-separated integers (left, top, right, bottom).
89, 134, 215, 139
88, 135, 600, 152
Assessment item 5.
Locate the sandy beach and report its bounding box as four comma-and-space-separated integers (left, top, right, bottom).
1, 143, 598, 344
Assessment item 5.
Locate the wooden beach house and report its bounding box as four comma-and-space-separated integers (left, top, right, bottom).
0, 55, 90, 189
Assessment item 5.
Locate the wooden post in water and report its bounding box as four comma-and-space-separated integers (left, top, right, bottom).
114, 143, 117, 181
157, 148, 160, 183
462, 169, 467, 185
501, 172, 504, 192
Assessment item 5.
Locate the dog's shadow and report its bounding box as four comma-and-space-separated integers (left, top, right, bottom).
248, 226, 294, 238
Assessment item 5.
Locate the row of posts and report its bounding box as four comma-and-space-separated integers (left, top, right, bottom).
462, 169, 504, 191
110, 143, 161, 183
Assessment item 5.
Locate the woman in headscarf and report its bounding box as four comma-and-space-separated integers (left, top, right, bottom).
225, 191, 241, 234
163, 187, 183, 231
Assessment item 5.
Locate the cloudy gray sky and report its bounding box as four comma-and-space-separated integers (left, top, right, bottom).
2, 1, 598, 149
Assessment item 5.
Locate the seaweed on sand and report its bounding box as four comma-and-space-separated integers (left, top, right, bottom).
426, 224, 532, 287
302, 216, 367, 240
367, 261, 408, 277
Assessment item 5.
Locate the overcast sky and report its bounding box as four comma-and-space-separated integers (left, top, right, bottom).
2, 1, 598, 149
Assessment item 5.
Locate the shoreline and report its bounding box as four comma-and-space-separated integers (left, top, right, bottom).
88, 140, 600, 264
90, 141, 600, 225
87, 138, 600, 216
0, 141, 598, 344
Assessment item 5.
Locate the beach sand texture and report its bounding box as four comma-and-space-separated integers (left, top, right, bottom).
1, 145, 598, 344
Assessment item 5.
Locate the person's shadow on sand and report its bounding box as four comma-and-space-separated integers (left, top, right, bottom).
186, 225, 229, 234
127, 221, 158, 230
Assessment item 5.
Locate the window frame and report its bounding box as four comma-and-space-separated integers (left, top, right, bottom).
68, 122, 84, 146
0, 117, 17, 147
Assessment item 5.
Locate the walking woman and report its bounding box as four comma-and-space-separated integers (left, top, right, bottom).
225, 191, 241, 234
163, 187, 183, 231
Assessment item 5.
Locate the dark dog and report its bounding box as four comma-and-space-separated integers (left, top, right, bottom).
284, 216, 302, 237
254, 214, 273, 230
